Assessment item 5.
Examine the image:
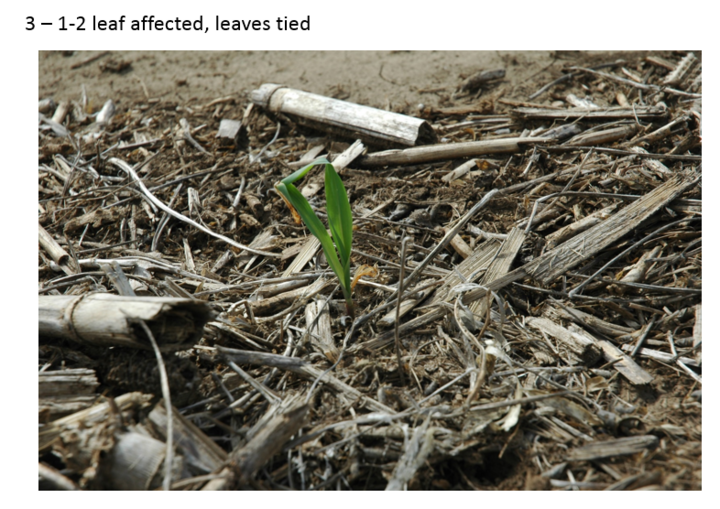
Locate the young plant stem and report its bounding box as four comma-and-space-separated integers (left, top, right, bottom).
275, 158, 355, 316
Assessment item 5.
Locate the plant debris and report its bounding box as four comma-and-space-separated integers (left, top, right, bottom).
39, 51, 701, 491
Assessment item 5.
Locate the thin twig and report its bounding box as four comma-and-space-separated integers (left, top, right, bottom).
394, 237, 409, 386
232, 176, 246, 209
137, 320, 173, 491
227, 361, 281, 404
249, 122, 281, 163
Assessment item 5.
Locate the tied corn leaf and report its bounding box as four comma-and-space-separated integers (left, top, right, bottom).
275, 158, 354, 314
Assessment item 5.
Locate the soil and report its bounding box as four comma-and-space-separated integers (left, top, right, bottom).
40, 51, 657, 113
38, 51, 701, 491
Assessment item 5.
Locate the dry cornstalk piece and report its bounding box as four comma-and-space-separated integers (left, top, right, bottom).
615, 91, 630, 107
567, 324, 653, 385
434, 240, 503, 307
282, 236, 321, 276
52, 100, 72, 124
39, 368, 100, 421
449, 233, 473, 259
620, 68, 641, 83
63, 208, 117, 235
249, 277, 328, 317
95, 99, 116, 127
98, 429, 185, 490
525, 174, 698, 285
545, 204, 618, 249
288, 144, 326, 169
385, 419, 435, 490
358, 137, 548, 167
542, 303, 633, 339
440, 224, 474, 259
148, 401, 228, 475
182, 237, 195, 272
377, 294, 423, 327
619, 345, 699, 369
256, 278, 312, 298
40, 392, 153, 452
627, 147, 672, 175
38, 368, 99, 398
565, 93, 600, 109
206, 396, 307, 490
442, 158, 479, 183
470, 226, 526, 316
693, 304, 702, 365
39, 394, 100, 423
611, 245, 662, 294
646, 55, 675, 70
542, 123, 584, 142
537, 396, 603, 427
625, 115, 689, 147
568, 435, 659, 462
252, 83, 436, 147
39, 223, 79, 275
39, 462, 80, 490
512, 106, 667, 121
330, 139, 366, 169
204, 397, 310, 490
243, 194, 264, 218
605, 471, 663, 491
305, 299, 339, 362
566, 124, 639, 146
40, 113, 70, 138
39, 97, 57, 113
39, 294, 215, 351
215, 119, 243, 147
525, 317, 602, 366
516, 201, 564, 230
668, 132, 701, 155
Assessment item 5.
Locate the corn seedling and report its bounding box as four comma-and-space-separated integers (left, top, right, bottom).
275, 158, 355, 317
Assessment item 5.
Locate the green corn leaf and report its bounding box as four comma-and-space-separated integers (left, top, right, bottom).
275, 157, 354, 309
324, 163, 353, 270
276, 182, 345, 281
279, 157, 331, 187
